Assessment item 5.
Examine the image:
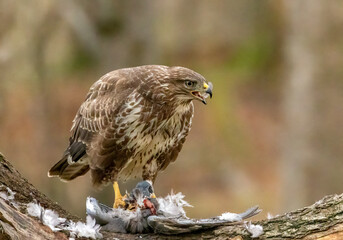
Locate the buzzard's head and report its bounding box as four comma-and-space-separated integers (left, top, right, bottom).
165, 66, 213, 105
137, 65, 212, 105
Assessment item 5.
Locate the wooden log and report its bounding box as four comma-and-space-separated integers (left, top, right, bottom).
0, 152, 342, 239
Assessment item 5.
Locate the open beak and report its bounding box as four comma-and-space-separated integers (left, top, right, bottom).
191, 82, 213, 105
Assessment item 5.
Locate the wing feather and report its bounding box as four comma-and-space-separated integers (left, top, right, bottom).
70, 72, 132, 147
49, 71, 139, 181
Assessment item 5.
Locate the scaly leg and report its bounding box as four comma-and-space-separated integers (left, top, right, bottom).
113, 181, 126, 208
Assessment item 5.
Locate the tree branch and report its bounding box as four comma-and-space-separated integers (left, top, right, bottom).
0, 152, 342, 239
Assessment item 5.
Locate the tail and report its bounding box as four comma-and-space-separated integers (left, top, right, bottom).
48, 155, 90, 181
48, 141, 89, 181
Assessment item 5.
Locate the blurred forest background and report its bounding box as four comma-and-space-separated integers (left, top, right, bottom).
1, 0, 343, 220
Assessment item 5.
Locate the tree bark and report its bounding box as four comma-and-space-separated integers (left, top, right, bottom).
0, 152, 343, 240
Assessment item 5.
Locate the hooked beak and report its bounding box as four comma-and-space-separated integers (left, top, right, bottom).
191, 82, 213, 105
205, 83, 213, 99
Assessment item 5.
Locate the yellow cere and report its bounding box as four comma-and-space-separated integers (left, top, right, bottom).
203, 82, 209, 89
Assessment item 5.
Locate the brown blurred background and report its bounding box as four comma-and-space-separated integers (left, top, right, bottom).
1, 0, 343, 220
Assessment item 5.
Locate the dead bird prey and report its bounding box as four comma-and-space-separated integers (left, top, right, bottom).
86, 181, 261, 234
48, 65, 213, 208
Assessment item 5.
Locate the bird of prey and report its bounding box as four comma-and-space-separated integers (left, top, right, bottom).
48, 65, 213, 208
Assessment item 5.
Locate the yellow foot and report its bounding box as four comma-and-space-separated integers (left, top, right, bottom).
113, 181, 127, 209
113, 195, 127, 208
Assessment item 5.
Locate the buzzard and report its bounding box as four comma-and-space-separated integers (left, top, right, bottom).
48, 65, 213, 208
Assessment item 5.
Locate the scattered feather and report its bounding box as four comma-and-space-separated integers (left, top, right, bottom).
245, 221, 263, 238
66, 215, 102, 239
27, 202, 102, 239
0, 186, 19, 209
135, 192, 145, 207
27, 202, 43, 217
27, 203, 66, 231
42, 209, 66, 231
315, 198, 325, 205
267, 212, 279, 219
0, 191, 7, 200
218, 212, 243, 221
156, 191, 192, 218
0, 187, 15, 201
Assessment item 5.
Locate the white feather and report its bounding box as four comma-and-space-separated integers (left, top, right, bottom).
0, 187, 15, 201
218, 212, 243, 221
66, 215, 102, 239
0, 186, 19, 209
27, 202, 102, 239
27, 202, 43, 217
42, 209, 66, 231
245, 221, 264, 238
157, 192, 192, 218
27, 202, 66, 231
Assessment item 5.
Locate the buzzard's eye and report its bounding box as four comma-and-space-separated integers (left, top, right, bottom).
184, 80, 197, 88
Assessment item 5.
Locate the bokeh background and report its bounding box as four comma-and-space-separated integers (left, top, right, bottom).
1, 0, 343, 220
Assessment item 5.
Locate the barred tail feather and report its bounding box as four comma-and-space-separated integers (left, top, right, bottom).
48, 155, 90, 181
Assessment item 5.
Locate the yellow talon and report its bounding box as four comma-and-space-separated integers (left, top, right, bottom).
113, 181, 126, 208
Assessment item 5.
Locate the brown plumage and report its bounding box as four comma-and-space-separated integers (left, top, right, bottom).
48, 65, 213, 187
